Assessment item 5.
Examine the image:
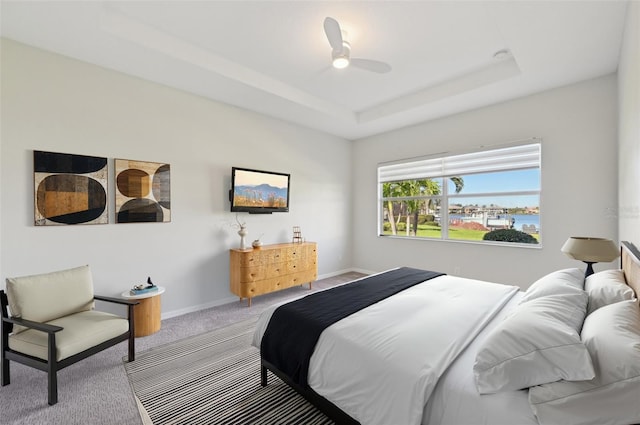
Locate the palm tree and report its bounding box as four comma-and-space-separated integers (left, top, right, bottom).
450, 176, 464, 193
382, 182, 403, 234
407, 179, 437, 235
383, 177, 464, 236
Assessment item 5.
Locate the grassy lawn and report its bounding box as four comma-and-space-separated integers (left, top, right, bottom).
383, 223, 484, 239
382, 223, 540, 242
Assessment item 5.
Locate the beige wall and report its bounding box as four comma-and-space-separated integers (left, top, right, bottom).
618, 0, 640, 245
352, 75, 619, 289
0, 39, 353, 317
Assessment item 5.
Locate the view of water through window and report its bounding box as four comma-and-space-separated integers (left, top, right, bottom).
379, 143, 541, 245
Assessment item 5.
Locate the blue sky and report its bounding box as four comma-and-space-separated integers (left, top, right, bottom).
447, 169, 540, 208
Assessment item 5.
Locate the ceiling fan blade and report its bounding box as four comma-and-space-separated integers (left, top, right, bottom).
323, 17, 343, 51
351, 58, 392, 74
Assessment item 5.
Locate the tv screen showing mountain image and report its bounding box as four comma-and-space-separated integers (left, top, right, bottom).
230, 167, 290, 213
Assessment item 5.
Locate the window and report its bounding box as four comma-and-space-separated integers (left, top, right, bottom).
378, 141, 541, 246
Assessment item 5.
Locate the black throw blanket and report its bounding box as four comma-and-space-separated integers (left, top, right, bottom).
260, 267, 444, 388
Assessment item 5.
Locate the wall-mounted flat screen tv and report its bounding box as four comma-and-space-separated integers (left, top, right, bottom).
230, 167, 290, 214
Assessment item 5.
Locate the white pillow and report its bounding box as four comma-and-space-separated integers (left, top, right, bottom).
585, 269, 635, 314
474, 290, 593, 394
519, 268, 585, 304
529, 299, 640, 425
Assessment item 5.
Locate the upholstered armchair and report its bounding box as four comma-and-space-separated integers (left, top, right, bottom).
1, 265, 138, 405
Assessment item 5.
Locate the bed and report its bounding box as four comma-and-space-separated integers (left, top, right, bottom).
253, 241, 640, 425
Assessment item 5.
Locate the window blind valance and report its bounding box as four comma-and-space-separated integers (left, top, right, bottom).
378, 141, 541, 183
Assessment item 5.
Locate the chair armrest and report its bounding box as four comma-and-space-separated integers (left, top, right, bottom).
94, 295, 138, 327
94, 295, 139, 306
2, 315, 63, 334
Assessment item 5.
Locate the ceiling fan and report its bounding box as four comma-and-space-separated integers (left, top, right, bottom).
323, 17, 392, 74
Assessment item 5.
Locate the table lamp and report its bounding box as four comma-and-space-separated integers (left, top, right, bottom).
561, 237, 619, 277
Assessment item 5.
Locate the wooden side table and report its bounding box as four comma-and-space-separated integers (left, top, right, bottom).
120, 286, 165, 337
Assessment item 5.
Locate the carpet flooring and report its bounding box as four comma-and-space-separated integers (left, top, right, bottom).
0, 272, 364, 425
125, 317, 333, 425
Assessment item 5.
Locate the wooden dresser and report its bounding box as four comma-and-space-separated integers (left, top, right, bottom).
229, 242, 317, 306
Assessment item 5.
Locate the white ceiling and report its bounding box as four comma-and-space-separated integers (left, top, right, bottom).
0, 1, 629, 140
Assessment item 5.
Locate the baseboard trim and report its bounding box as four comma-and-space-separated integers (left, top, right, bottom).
160, 268, 370, 320
350, 267, 377, 275
317, 268, 358, 280
161, 295, 238, 320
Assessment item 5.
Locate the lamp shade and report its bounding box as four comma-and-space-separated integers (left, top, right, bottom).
561, 237, 619, 263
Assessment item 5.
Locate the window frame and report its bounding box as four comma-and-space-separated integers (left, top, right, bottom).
377, 140, 542, 247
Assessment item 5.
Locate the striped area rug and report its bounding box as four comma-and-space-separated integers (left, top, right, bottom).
124, 317, 333, 425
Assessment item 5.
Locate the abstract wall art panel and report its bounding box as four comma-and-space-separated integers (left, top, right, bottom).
34, 150, 108, 226
115, 159, 171, 223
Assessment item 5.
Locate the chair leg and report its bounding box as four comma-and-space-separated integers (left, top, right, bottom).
128, 332, 135, 362
48, 366, 58, 405
1, 352, 9, 386
48, 333, 58, 405
1, 318, 10, 386
127, 303, 135, 362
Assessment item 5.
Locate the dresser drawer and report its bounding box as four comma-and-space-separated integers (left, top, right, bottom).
237, 248, 287, 267
238, 269, 319, 298
230, 242, 318, 306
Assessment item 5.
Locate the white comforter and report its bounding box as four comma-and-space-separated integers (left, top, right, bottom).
423, 292, 539, 425
253, 273, 518, 425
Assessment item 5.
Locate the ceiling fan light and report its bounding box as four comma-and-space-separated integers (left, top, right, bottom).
331, 40, 351, 69
332, 56, 350, 69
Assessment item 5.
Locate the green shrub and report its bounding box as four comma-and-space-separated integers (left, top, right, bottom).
418, 214, 435, 224
483, 229, 538, 244
382, 221, 406, 232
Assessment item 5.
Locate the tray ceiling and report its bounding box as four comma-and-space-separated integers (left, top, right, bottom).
0, 1, 629, 139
